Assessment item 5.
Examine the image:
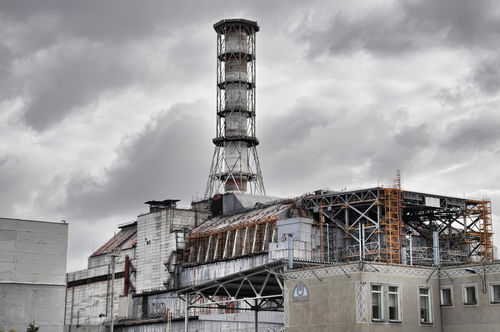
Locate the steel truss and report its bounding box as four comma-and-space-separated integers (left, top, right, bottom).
186, 217, 278, 264
179, 262, 284, 317
205, 19, 265, 198
302, 187, 493, 265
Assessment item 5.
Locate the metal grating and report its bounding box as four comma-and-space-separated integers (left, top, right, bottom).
355, 281, 368, 323
283, 284, 289, 327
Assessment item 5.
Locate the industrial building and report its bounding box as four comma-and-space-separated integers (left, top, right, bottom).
64, 18, 499, 332
0, 217, 68, 331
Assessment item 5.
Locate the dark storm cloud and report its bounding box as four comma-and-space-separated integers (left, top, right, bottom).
472, 57, 500, 94
0, 0, 308, 131
260, 100, 436, 195
297, 0, 500, 57
61, 100, 212, 220
20, 43, 142, 130
441, 111, 500, 152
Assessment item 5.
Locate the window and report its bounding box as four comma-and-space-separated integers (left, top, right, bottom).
371, 284, 383, 321
490, 283, 500, 304
463, 285, 477, 305
440, 287, 453, 307
388, 286, 401, 321
419, 287, 432, 324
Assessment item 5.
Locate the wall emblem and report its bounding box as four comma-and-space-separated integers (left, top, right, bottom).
292, 281, 309, 302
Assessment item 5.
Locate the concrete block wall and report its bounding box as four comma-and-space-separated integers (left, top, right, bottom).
115, 312, 283, 332
66, 277, 124, 326
0, 283, 66, 332
136, 210, 173, 292
66, 249, 136, 327
87, 248, 135, 269
0, 218, 68, 284
268, 240, 312, 261
0, 218, 68, 331
136, 208, 204, 292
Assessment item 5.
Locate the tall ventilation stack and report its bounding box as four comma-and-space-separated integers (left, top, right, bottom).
205, 19, 265, 198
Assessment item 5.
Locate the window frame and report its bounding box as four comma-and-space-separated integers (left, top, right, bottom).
489, 282, 500, 305
371, 283, 384, 322
388, 284, 402, 323
462, 284, 478, 306
440, 286, 454, 307
418, 286, 433, 325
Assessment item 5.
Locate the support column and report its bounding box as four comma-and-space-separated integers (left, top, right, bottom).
254, 299, 259, 332
184, 294, 189, 332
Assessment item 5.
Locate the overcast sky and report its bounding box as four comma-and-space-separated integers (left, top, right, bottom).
1, 0, 500, 271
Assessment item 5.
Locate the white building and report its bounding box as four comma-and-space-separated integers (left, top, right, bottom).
0, 218, 68, 331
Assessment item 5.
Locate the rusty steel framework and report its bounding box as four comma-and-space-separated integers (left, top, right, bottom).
186, 217, 278, 264
205, 19, 265, 198
302, 187, 494, 265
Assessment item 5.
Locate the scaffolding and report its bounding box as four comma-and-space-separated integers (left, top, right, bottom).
464, 199, 494, 262
382, 187, 402, 264
303, 187, 494, 265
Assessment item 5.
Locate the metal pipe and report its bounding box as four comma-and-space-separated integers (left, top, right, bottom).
409, 233, 413, 266
185, 294, 189, 332
327, 223, 330, 262
433, 231, 439, 266
110, 252, 116, 332
319, 204, 324, 261
288, 234, 293, 269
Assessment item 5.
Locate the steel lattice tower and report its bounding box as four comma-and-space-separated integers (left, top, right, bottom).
205, 19, 265, 198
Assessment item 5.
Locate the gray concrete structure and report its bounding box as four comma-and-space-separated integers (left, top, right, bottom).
0, 218, 68, 331
285, 262, 500, 332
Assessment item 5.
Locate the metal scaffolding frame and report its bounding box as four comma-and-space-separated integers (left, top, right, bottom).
302, 187, 493, 265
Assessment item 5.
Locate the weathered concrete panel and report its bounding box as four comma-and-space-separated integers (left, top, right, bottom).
0, 218, 68, 331
441, 267, 500, 332
0, 218, 68, 285
0, 229, 17, 241
0, 283, 66, 331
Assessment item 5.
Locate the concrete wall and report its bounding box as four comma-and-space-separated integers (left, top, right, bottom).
285, 264, 442, 332
115, 312, 283, 332
65, 246, 136, 327
0, 218, 68, 331
441, 264, 500, 332
136, 208, 207, 292
65, 276, 125, 326
0, 283, 67, 331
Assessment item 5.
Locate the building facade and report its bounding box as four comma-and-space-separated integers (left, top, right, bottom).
0, 218, 68, 331
285, 262, 500, 331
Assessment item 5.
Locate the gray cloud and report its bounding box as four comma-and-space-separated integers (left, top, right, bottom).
297, 0, 500, 57
441, 111, 500, 152
472, 57, 500, 94
2, 0, 500, 269
60, 100, 212, 220
21, 42, 142, 130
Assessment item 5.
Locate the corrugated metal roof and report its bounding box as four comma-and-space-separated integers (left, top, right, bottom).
191, 201, 293, 236
90, 225, 137, 257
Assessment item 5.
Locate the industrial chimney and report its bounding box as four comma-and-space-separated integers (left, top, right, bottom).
205, 19, 265, 198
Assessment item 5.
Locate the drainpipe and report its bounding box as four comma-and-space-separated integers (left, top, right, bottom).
288, 234, 293, 269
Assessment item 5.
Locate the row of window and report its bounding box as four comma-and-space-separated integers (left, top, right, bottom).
440, 283, 500, 306
370, 282, 500, 324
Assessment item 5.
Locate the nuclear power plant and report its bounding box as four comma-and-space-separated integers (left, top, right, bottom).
61, 19, 500, 332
